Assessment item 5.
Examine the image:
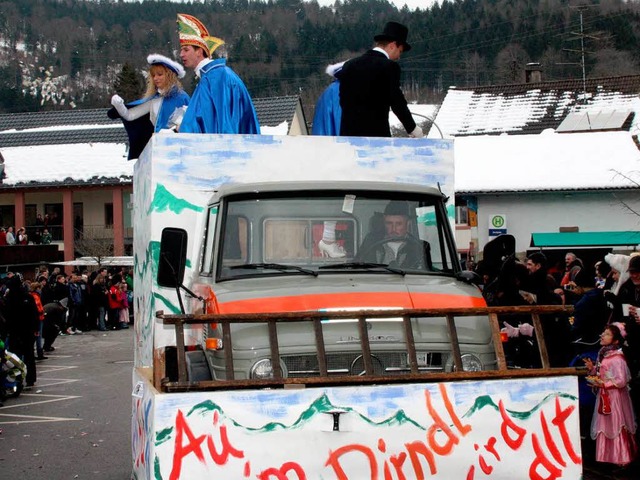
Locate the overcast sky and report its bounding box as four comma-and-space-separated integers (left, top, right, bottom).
120, 0, 441, 12
313, 0, 439, 10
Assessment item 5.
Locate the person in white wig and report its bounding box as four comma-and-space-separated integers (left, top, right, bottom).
605, 253, 631, 296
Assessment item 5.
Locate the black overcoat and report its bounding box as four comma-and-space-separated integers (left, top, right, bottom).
338, 50, 416, 137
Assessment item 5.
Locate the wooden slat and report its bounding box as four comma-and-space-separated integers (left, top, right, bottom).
357, 317, 373, 375
153, 348, 165, 391
222, 322, 234, 380
162, 366, 585, 392
174, 320, 188, 383
489, 312, 508, 371
531, 313, 550, 369
446, 314, 463, 372
313, 318, 328, 376
268, 321, 283, 379
402, 315, 418, 374
167, 305, 574, 325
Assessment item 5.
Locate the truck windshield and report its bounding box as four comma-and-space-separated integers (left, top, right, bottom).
215, 192, 457, 280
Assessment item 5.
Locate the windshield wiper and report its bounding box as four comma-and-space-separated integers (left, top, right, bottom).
318, 262, 405, 276
229, 263, 318, 276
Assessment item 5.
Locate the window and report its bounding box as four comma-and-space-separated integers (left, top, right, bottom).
201, 206, 219, 274
217, 191, 458, 280
25, 204, 37, 226
455, 205, 469, 225
44, 203, 63, 240
0, 205, 14, 228
44, 203, 63, 225
105, 203, 114, 227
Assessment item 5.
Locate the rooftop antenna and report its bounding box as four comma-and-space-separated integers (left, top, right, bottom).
558, 5, 600, 105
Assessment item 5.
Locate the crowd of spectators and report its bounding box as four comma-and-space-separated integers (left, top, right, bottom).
0, 213, 62, 246
0, 264, 133, 405
474, 249, 640, 470
0, 225, 53, 246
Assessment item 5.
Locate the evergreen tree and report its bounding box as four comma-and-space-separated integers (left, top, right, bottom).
2, 0, 640, 111
113, 63, 144, 102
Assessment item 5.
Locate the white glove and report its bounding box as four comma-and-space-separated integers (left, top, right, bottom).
502, 322, 520, 338
519, 323, 534, 337
111, 94, 125, 107
409, 126, 424, 138
111, 94, 128, 117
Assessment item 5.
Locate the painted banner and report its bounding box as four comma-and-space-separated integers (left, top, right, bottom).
132, 372, 581, 479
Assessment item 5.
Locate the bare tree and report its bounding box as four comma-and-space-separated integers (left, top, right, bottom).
73, 231, 114, 267
611, 169, 640, 218
591, 49, 640, 78
494, 44, 530, 84
463, 52, 487, 88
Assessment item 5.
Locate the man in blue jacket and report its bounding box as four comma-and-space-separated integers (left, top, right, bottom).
177, 13, 259, 135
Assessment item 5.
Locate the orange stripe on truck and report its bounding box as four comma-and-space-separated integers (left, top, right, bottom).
216, 292, 486, 314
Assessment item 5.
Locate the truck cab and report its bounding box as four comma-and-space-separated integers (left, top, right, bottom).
174, 181, 491, 381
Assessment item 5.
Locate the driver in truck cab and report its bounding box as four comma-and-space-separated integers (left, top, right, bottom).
358, 200, 425, 269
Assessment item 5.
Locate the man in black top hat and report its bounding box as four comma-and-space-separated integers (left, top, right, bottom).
338, 21, 423, 138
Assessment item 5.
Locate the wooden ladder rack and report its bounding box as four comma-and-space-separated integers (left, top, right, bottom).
155, 305, 577, 392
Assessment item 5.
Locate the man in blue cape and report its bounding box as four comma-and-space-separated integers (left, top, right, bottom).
311, 61, 345, 136
177, 13, 259, 134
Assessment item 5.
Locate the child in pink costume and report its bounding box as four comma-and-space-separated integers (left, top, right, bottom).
118, 282, 130, 329
584, 323, 637, 466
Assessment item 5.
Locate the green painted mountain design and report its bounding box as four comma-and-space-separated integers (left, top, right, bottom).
156, 426, 173, 446
462, 392, 578, 421
417, 211, 437, 226
446, 204, 455, 217
155, 389, 576, 447
147, 184, 203, 215
416, 205, 455, 225
153, 292, 182, 315
136, 241, 160, 279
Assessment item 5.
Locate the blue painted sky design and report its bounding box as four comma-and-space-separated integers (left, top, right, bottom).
152, 376, 577, 424
150, 134, 454, 197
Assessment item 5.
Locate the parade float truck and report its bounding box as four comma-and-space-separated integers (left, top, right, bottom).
131, 133, 583, 480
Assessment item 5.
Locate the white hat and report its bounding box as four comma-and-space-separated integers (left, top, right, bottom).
605, 253, 630, 295
147, 54, 185, 79
326, 61, 346, 79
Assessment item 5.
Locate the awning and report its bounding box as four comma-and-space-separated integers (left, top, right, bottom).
52, 256, 133, 267
530, 231, 640, 249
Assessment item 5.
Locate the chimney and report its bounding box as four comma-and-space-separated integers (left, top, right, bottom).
525, 62, 542, 83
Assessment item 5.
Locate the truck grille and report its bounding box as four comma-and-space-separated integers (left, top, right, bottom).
282, 352, 444, 377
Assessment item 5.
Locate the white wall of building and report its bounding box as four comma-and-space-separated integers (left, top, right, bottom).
475, 190, 640, 255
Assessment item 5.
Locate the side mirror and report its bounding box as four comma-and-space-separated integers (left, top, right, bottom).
157, 228, 188, 288
457, 270, 481, 286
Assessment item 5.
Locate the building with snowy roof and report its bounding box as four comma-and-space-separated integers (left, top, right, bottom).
0, 96, 307, 271
430, 73, 640, 267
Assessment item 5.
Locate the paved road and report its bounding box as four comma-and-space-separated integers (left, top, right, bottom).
0, 328, 133, 479
1, 327, 639, 479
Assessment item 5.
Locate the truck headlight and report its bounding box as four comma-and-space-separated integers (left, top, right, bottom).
445, 353, 484, 372
250, 359, 288, 379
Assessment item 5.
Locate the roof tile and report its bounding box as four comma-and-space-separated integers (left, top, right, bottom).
0, 95, 301, 148
434, 75, 640, 137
